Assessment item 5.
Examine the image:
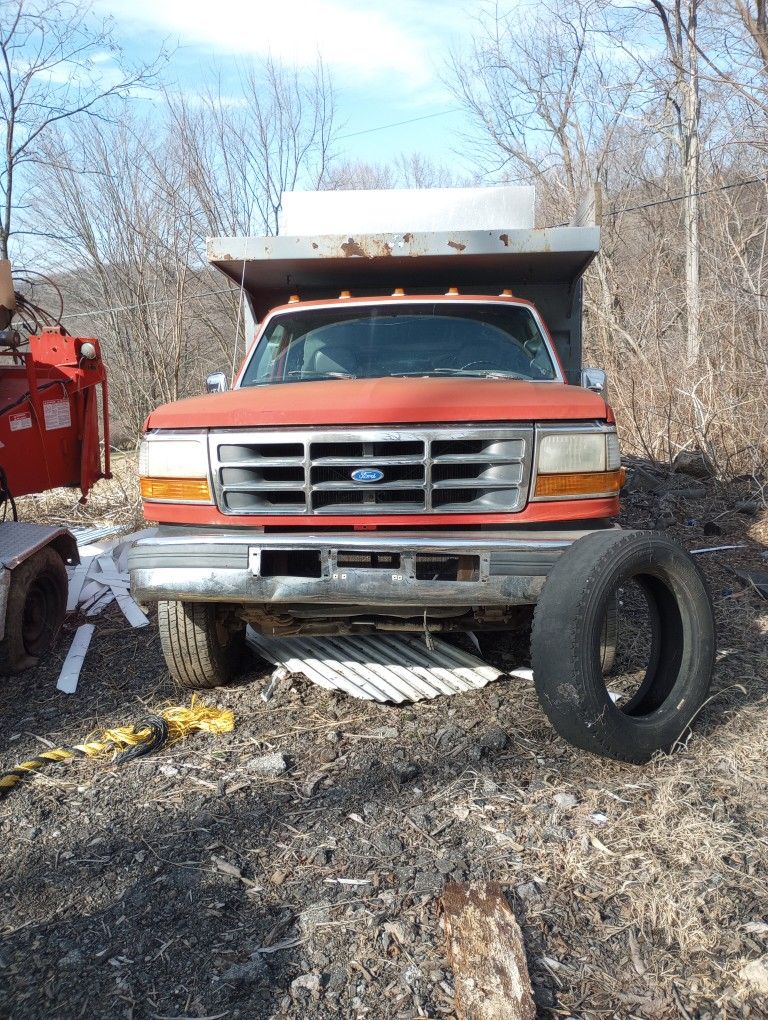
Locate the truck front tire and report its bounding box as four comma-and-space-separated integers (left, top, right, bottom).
531, 530, 715, 764
158, 600, 247, 689
0, 546, 68, 674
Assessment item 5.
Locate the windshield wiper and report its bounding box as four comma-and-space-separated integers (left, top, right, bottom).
387, 368, 528, 380
285, 370, 356, 380
242, 370, 356, 388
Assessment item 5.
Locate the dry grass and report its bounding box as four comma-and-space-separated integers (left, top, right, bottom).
17, 449, 143, 529
1, 463, 767, 1019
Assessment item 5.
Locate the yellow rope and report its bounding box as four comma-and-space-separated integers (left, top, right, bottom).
0, 696, 234, 797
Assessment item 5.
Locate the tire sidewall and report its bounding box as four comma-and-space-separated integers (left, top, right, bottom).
158, 600, 247, 689
533, 530, 716, 763
577, 539, 713, 755
2, 547, 68, 672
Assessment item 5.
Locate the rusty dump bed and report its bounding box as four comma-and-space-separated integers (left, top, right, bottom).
207, 186, 601, 383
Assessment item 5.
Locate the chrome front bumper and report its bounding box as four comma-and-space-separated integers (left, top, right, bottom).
129, 526, 610, 608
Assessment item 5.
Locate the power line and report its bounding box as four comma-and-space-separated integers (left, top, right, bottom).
337, 108, 461, 141
64, 288, 235, 320
548, 173, 768, 227
607, 174, 768, 218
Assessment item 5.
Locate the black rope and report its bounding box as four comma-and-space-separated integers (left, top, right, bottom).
0, 380, 68, 419
114, 716, 170, 764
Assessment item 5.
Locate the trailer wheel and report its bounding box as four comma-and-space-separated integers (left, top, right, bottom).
158, 600, 246, 689
531, 530, 715, 764
0, 546, 68, 674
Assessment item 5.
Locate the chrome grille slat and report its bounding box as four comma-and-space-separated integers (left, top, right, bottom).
223, 482, 306, 491
311, 458, 423, 467
432, 454, 523, 463
312, 482, 425, 490
431, 481, 523, 489
209, 426, 533, 515
219, 458, 304, 468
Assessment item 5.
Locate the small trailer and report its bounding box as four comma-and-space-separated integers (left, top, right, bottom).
0, 262, 109, 672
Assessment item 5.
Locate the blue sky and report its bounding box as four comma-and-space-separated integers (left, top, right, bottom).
94, 0, 481, 176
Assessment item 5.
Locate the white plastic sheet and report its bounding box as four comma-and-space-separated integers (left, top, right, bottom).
56, 624, 95, 694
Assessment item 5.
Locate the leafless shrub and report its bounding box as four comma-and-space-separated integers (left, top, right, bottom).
166, 58, 336, 237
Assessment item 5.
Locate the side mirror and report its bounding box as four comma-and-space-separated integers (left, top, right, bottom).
206, 371, 228, 394
581, 367, 607, 395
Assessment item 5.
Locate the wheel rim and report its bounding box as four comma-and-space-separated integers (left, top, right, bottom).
22, 573, 60, 656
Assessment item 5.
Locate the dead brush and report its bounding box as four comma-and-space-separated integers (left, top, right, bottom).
16, 449, 142, 528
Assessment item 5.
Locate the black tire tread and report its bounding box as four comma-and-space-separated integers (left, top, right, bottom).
531, 529, 715, 764
0, 545, 68, 675
158, 600, 242, 690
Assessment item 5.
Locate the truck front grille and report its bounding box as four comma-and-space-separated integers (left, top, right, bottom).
209, 426, 533, 515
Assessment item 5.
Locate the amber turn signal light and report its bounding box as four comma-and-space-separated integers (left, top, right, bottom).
534, 468, 625, 499
140, 477, 212, 502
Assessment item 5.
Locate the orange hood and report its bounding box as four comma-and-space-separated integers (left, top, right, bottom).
146, 377, 610, 430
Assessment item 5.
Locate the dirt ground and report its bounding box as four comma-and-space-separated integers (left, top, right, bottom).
1, 465, 768, 1020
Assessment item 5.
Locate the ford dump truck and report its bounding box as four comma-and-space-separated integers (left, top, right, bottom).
129, 187, 715, 763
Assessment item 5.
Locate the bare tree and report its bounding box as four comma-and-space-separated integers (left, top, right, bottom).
34, 115, 228, 438
448, 0, 640, 211
621, 1, 704, 364
686, 1, 768, 115
167, 58, 336, 237
0, 0, 163, 261
324, 153, 456, 190
324, 159, 399, 190
736, 0, 768, 71
448, 0, 645, 361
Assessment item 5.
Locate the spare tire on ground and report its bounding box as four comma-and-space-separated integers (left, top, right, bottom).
531, 529, 715, 764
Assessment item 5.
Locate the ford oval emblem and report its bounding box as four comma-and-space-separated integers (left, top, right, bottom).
351, 468, 384, 483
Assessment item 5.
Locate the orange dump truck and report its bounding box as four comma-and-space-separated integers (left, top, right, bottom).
129, 187, 714, 762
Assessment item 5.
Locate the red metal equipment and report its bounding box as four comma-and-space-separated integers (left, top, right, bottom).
0, 264, 111, 674
0, 327, 110, 500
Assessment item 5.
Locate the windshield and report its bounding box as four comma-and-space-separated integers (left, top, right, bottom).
239, 302, 558, 387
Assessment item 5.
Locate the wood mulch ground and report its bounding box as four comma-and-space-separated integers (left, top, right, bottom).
1, 464, 767, 1019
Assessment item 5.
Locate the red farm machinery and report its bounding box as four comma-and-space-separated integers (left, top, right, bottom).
0, 259, 109, 672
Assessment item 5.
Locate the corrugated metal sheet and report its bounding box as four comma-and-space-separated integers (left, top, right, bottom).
247, 629, 505, 704
70, 524, 125, 547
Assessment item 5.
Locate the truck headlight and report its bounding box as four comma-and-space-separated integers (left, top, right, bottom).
138, 433, 212, 502
534, 428, 623, 499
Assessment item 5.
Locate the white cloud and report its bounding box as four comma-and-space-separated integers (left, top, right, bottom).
95, 0, 468, 89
